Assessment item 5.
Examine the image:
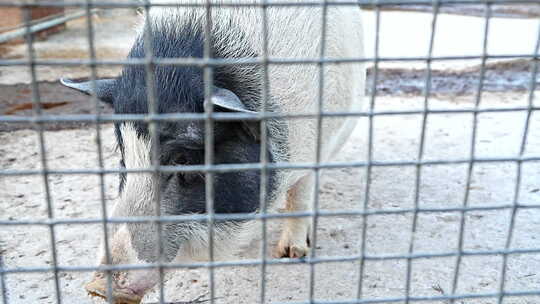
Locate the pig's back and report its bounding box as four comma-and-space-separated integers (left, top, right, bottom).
149, 1, 365, 182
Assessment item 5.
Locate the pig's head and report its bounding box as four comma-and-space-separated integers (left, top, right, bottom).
60, 33, 277, 302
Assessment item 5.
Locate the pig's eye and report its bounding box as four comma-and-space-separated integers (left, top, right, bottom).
177, 172, 202, 185
171, 155, 187, 166
167, 153, 202, 185
162, 156, 187, 183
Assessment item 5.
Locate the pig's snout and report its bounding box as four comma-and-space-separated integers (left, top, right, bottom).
85, 269, 158, 304
86, 216, 163, 303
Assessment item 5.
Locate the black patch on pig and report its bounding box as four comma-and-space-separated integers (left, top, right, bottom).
105, 14, 284, 262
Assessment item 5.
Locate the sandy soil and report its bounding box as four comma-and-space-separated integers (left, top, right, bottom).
1, 91, 540, 304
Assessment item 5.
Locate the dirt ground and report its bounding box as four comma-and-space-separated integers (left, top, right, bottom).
1, 91, 540, 304
1, 6, 540, 304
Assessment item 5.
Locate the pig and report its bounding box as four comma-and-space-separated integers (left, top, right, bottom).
61, 0, 365, 302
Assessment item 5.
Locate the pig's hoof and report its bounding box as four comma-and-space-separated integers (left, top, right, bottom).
274, 236, 310, 258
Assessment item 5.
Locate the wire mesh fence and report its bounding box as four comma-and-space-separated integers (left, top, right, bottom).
0, 0, 540, 304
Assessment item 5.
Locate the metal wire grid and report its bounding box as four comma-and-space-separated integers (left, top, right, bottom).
0, 0, 539, 304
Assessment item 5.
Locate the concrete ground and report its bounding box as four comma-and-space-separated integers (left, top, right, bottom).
1, 6, 540, 304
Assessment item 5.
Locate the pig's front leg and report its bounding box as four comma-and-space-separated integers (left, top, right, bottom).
275, 174, 313, 258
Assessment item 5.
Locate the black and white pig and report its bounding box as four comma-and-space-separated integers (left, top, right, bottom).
61, 0, 365, 302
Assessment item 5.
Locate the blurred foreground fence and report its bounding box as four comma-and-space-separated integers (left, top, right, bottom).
1, 0, 540, 304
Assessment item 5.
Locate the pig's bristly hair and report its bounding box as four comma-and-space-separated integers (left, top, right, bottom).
114, 10, 263, 116
116, 17, 207, 116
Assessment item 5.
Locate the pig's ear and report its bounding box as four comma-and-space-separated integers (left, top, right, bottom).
211, 87, 257, 114
211, 87, 262, 141
60, 78, 116, 104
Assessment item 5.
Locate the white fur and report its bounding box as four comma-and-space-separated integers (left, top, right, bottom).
118, 124, 157, 216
